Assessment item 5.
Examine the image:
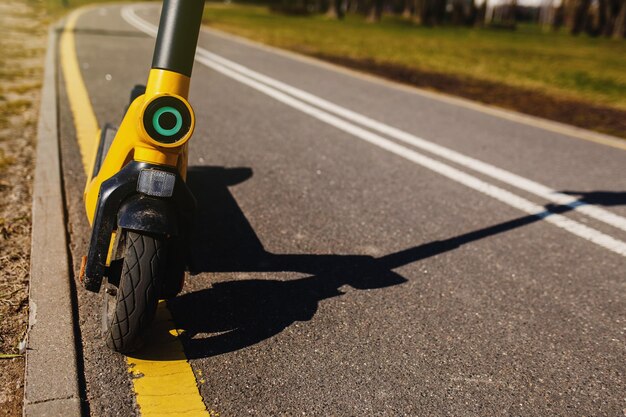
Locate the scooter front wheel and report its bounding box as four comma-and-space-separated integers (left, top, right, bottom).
102, 231, 165, 353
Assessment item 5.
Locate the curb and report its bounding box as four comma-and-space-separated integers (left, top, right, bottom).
23, 24, 82, 417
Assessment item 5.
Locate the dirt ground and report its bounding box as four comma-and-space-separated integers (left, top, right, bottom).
0, 1, 48, 416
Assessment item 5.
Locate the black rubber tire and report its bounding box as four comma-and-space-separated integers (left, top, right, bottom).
103, 231, 165, 353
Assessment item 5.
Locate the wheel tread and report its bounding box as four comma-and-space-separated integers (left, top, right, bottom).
104, 231, 165, 353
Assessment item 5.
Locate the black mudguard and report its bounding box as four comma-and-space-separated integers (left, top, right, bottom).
118, 194, 178, 236
83, 161, 195, 292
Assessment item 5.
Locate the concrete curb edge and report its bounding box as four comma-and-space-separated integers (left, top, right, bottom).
23, 24, 83, 417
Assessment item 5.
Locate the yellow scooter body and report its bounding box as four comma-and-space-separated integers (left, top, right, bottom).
84, 69, 195, 225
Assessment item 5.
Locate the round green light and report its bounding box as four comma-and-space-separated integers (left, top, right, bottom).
152, 106, 183, 137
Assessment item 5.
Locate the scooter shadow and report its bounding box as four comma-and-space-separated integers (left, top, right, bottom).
144, 165, 409, 360
134, 168, 621, 360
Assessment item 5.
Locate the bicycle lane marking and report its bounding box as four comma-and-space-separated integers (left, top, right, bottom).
123, 7, 626, 258
60, 8, 211, 417
193, 55, 626, 256
195, 50, 626, 234
60, 7, 98, 171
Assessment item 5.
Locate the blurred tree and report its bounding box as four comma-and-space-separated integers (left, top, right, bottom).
451, 0, 465, 24
467, 0, 480, 25
348, 0, 369, 15
614, 0, 626, 37
412, 0, 446, 25
599, 0, 616, 36
411, 0, 424, 24
485, 0, 517, 27
565, 0, 591, 34
598, 0, 610, 34
431, 0, 447, 24
402, 0, 413, 17
326, 0, 346, 18
413, 0, 431, 24
539, 0, 556, 29
258, 0, 621, 36
475, 0, 487, 25
367, 0, 385, 22
552, 2, 565, 29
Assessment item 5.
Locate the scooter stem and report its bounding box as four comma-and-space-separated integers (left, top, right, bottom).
151, 0, 205, 78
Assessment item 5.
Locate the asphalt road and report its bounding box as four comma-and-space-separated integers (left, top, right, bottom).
58, 4, 626, 416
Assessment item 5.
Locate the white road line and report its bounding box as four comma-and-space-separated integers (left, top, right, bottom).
123, 6, 626, 258
199, 50, 626, 234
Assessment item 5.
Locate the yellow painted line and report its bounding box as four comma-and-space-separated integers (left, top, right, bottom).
60, 7, 210, 417
127, 303, 210, 417
60, 8, 99, 172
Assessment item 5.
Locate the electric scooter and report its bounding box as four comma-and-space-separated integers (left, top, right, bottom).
79, 0, 205, 353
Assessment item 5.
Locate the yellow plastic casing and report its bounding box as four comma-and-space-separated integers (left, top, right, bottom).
84, 69, 195, 225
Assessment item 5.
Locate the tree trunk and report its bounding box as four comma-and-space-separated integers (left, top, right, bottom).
509, 0, 518, 28
367, 0, 384, 22
484, 0, 494, 24
539, 0, 554, 29
598, 0, 609, 34
466, 0, 479, 25
552, 2, 565, 29
326, 0, 345, 18
451, 0, 465, 25
412, 0, 422, 23
563, 0, 577, 29
571, 0, 591, 34
431, 0, 446, 24
475, 0, 486, 25
413, 0, 428, 24
613, 0, 626, 38
354, 0, 369, 14
402, 0, 413, 18
601, 0, 617, 36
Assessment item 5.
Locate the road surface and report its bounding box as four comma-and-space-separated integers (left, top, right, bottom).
56, 4, 626, 416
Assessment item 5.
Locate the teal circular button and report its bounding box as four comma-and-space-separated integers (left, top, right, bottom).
152, 106, 183, 137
